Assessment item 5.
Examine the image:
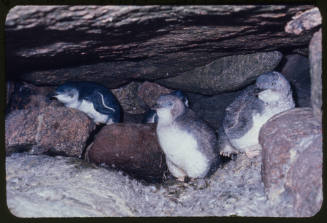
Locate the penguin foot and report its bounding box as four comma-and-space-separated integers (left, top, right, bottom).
220, 151, 237, 158
177, 176, 186, 182
219, 143, 238, 158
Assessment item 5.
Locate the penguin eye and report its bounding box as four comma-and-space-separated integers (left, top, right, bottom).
67, 92, 74, 97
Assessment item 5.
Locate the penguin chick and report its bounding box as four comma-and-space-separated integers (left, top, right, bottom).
143, 90, 189, 123
219, 71, 295, 158
154, 94, 219, 181
50, 81, 121, 125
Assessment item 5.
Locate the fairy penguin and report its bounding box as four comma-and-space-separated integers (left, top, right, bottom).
50, 81, 121, 125
143, 90, 189, 123
219, 71, 295, 158
154, 94, 219, 181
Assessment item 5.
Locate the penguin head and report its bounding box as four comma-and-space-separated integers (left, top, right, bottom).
170, 90, 189, 107
52, 82, 79, 104
255, 71, 292, 103
256, 71, 291, 92
153, 94, 186, 124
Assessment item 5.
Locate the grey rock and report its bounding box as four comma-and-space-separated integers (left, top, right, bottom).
5, 5, 315, 88
186, 91, 241, 129
259, 108, 322, 217
285, 7, 322, 35
158, 51, 283, 94
309, 29, 322, 122
5, 104, 95, 157
280, 54, 311, 107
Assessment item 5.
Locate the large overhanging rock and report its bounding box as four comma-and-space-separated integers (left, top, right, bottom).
5, 5, 316, 89
158, 51, 282, 94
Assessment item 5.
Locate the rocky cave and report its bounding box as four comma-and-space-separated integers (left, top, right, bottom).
4, 5, 322, 217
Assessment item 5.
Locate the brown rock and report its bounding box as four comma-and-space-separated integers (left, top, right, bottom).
111, 82, 146, 114
6, 81, 58, 113
309, 29, 322, 122
5, 105, 95, 157
259, 108, 322, 217
86, 123, 168, 182
137, 81, 172, 108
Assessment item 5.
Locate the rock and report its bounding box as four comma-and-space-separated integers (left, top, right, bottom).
86, 123, 167, 183
111, 81, 173, 117
309, 29, 322, 122
137, 81, 172, 108
123, 113, 146, 124
5, 104, 95, 157
6, 81, 15, 106
6, 81, 57, 113
5, 5, 315, 88
111, 82, 147, 114
259, 108, 322, 217
280, 54, 311, 107
186, 91, 241, 129
285, 7, 322, 35
158, 51, 283, 94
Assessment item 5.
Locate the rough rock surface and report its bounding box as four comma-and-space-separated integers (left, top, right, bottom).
137, 81, 172, 108
259, 108, 322, 217
5, 81, 56, 114
5, 5, 315, 89
7, 151, 300, 217
5, 105, 95, 157
86, 123, 167, 182
186, 91, 241, 129
280, 54, 311, 107
285, 7, 322, 35
158, 51, 283, 94
111, 82, 147, 114
309, 29, 322, 122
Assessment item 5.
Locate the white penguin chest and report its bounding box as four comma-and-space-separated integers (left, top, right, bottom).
230, 108, 281, 150
68, 99, 109, 123
157, 125, 200, 164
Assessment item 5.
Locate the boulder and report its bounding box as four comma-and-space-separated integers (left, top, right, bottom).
137, 81, 172, 108
111, 82, 147, 114
5, 81, 57, 114
5, 104, 95, 157
86, 123, 167, 183
186, 91, 241, 129
280, 54, 311, 107
5, 5, 315, 88
158, 51, 282, 94
309, 29, 322, 122
285, 7, 322, 35
259, 108, 322, 217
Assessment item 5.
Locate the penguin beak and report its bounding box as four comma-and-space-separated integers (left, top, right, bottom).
254, 88, 263, 97
46, 92, 58, 100
152, 103, 161, 110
